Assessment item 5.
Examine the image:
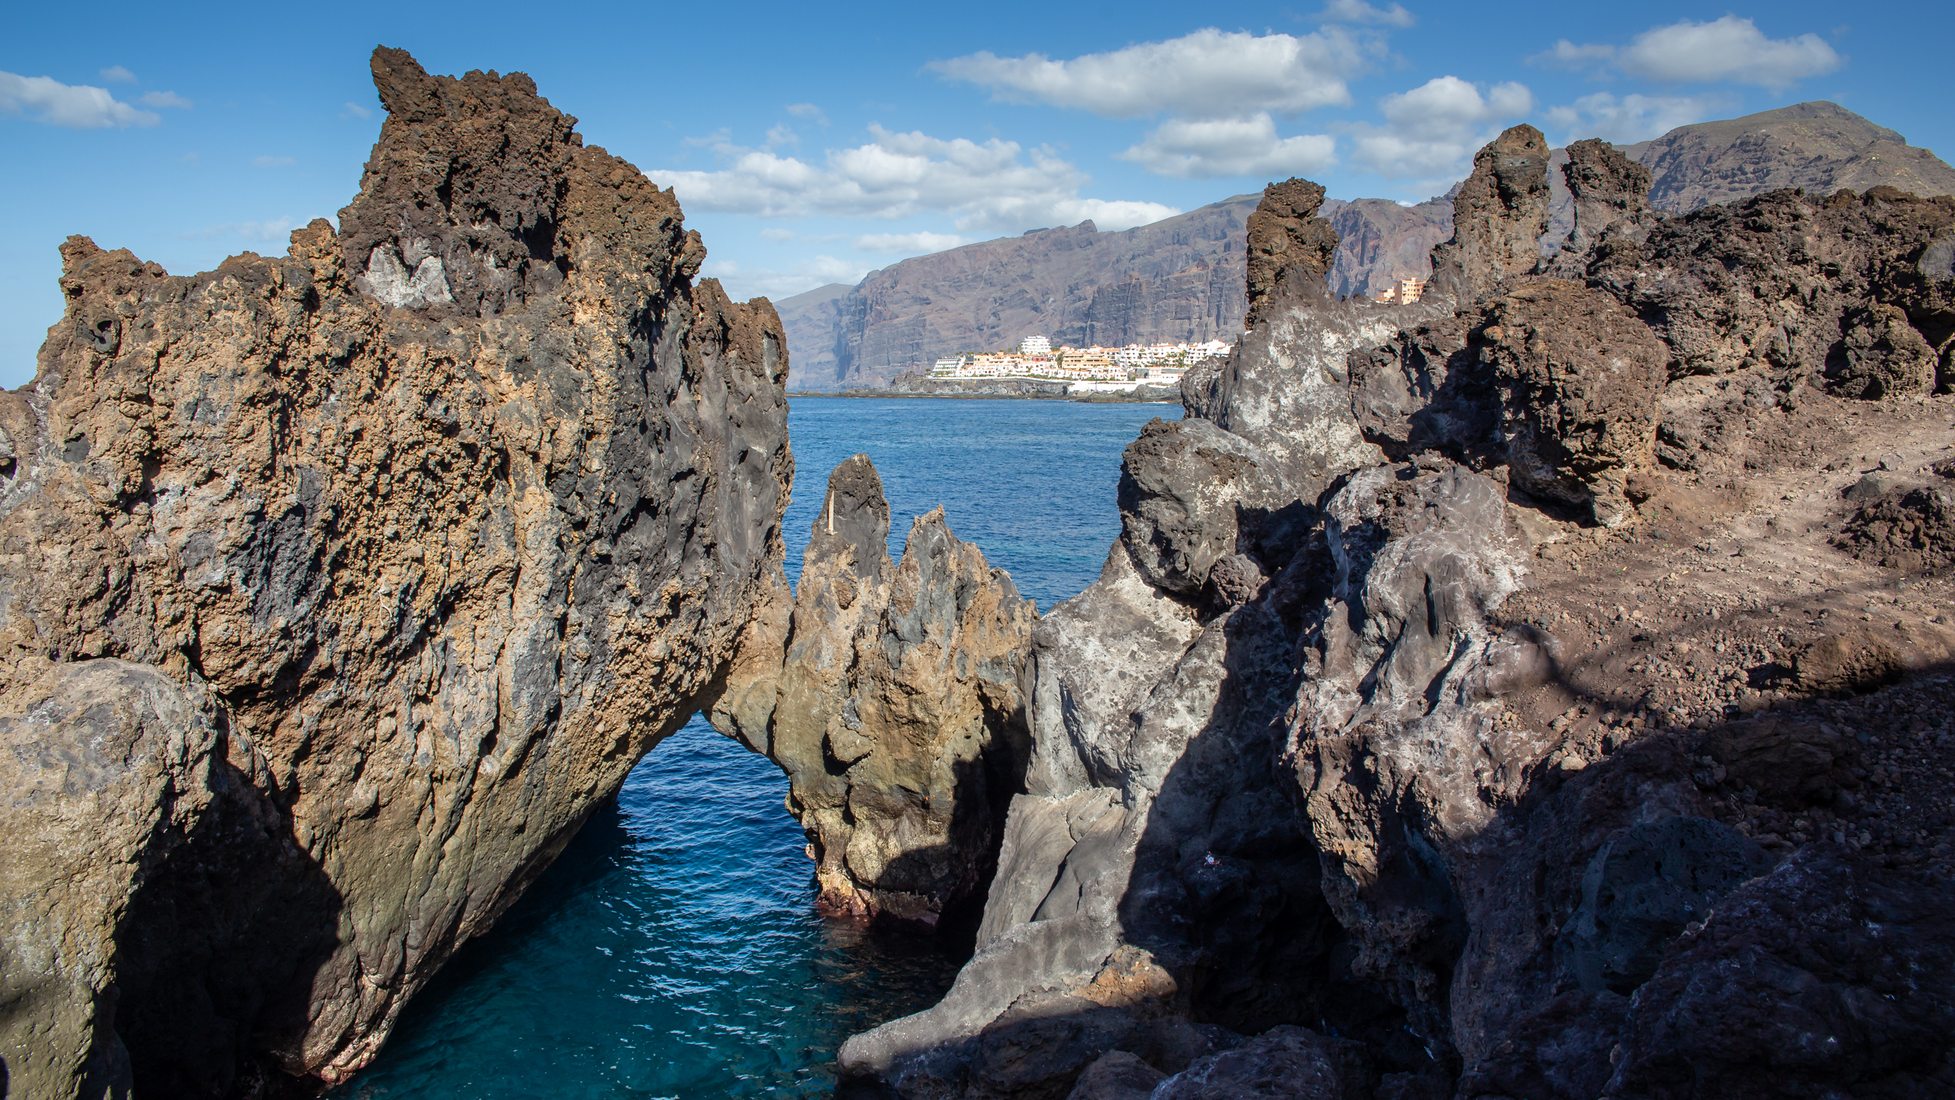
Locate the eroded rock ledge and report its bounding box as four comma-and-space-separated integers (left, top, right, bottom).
841, 127, 1955, 1098
714, 455, 1035, 933
0, 48, 790, 1096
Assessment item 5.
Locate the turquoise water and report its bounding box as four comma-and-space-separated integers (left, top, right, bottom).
334, 397, 1170, 1098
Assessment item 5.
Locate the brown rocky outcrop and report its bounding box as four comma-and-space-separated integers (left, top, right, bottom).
0, 48, 790, 1096
1475, 280, 1669, 525
1558, 137, 1654, 255
1430, 124, 1552, 301
1244, 179, 1338, 328
713, 455, 1035, 929
842, 119, 1955, 1099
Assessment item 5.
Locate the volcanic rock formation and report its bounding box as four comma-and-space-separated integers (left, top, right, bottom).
840, 126, 1955, 1098
0, 48, 791, 1096
713, 455, 1036, 931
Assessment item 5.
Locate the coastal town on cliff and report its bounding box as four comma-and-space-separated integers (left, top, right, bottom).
3, 5, 1953, 1098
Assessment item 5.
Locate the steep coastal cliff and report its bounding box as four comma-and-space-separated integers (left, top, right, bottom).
841, 127, 1955, 1097
0, 49, 791, 1096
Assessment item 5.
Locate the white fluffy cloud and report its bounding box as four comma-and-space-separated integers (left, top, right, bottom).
1318, 0, 1413, 28
99, 65, 136, 84
0, 70, 158, 127
1546, 93, 1726, 144
1547, 17, 1840, 89
855, 231, 967, 254
929, 27, 1371, 118
1353, 76, 1533, 180
139, 90, 192, 110
1121, 114, 1336, 179
656, 125, 1178, 233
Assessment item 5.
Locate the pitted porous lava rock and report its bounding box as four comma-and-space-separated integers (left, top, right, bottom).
1475, 280, 1669, 526
0, 47, 790, 1097
844, 116, 1955, 1100
1591, 187, 1955, 383
1429, 124, 1552, 301
1245, 178, 1338, 328
1827, 303, 1940, 398
1835, 483, 1955, 570
1559, 138, 1654, 255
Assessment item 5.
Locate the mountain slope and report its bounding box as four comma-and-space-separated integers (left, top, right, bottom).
1627, 101, 1955, 211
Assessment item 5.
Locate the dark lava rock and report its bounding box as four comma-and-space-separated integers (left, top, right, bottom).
1475, 280, 1669, 525
1827, 303, 1940, 398
1430, 124, 1551, 301
0, 47, 790, 1096
1555, 816, 1774, 994
1560, 138, 1654, 255
712, 456, 1035, 929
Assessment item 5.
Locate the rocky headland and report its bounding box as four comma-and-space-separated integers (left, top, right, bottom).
836, 125, 1955, 1098
0, 48, 795, 1096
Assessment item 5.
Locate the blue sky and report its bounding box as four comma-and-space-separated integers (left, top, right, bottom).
3, 1, 1950, 387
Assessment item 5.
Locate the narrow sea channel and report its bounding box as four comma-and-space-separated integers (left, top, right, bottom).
335, 396, 1171, 1098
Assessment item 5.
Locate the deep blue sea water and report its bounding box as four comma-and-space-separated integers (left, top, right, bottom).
333, 397, 1170, 1099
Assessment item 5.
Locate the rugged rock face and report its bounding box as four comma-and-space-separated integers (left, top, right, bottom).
1474, 280, 1669, 526
840, 126, 1955, 1099
1558, 138, 1655, 255
713, 456, 1036, 930
0, 48, 790, 1096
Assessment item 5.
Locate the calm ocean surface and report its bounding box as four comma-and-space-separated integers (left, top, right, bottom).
333, 396, 1171, 1099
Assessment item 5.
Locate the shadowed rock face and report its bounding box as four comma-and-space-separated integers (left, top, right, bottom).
840, 127, 1955, 1099
714, 455, 1035, 931
0, 47, 790, 1096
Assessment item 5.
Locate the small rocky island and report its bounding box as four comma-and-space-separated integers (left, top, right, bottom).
3, 46, 1953, 1100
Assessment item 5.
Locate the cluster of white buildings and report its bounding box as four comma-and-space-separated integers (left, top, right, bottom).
929, 335, 1232, 390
